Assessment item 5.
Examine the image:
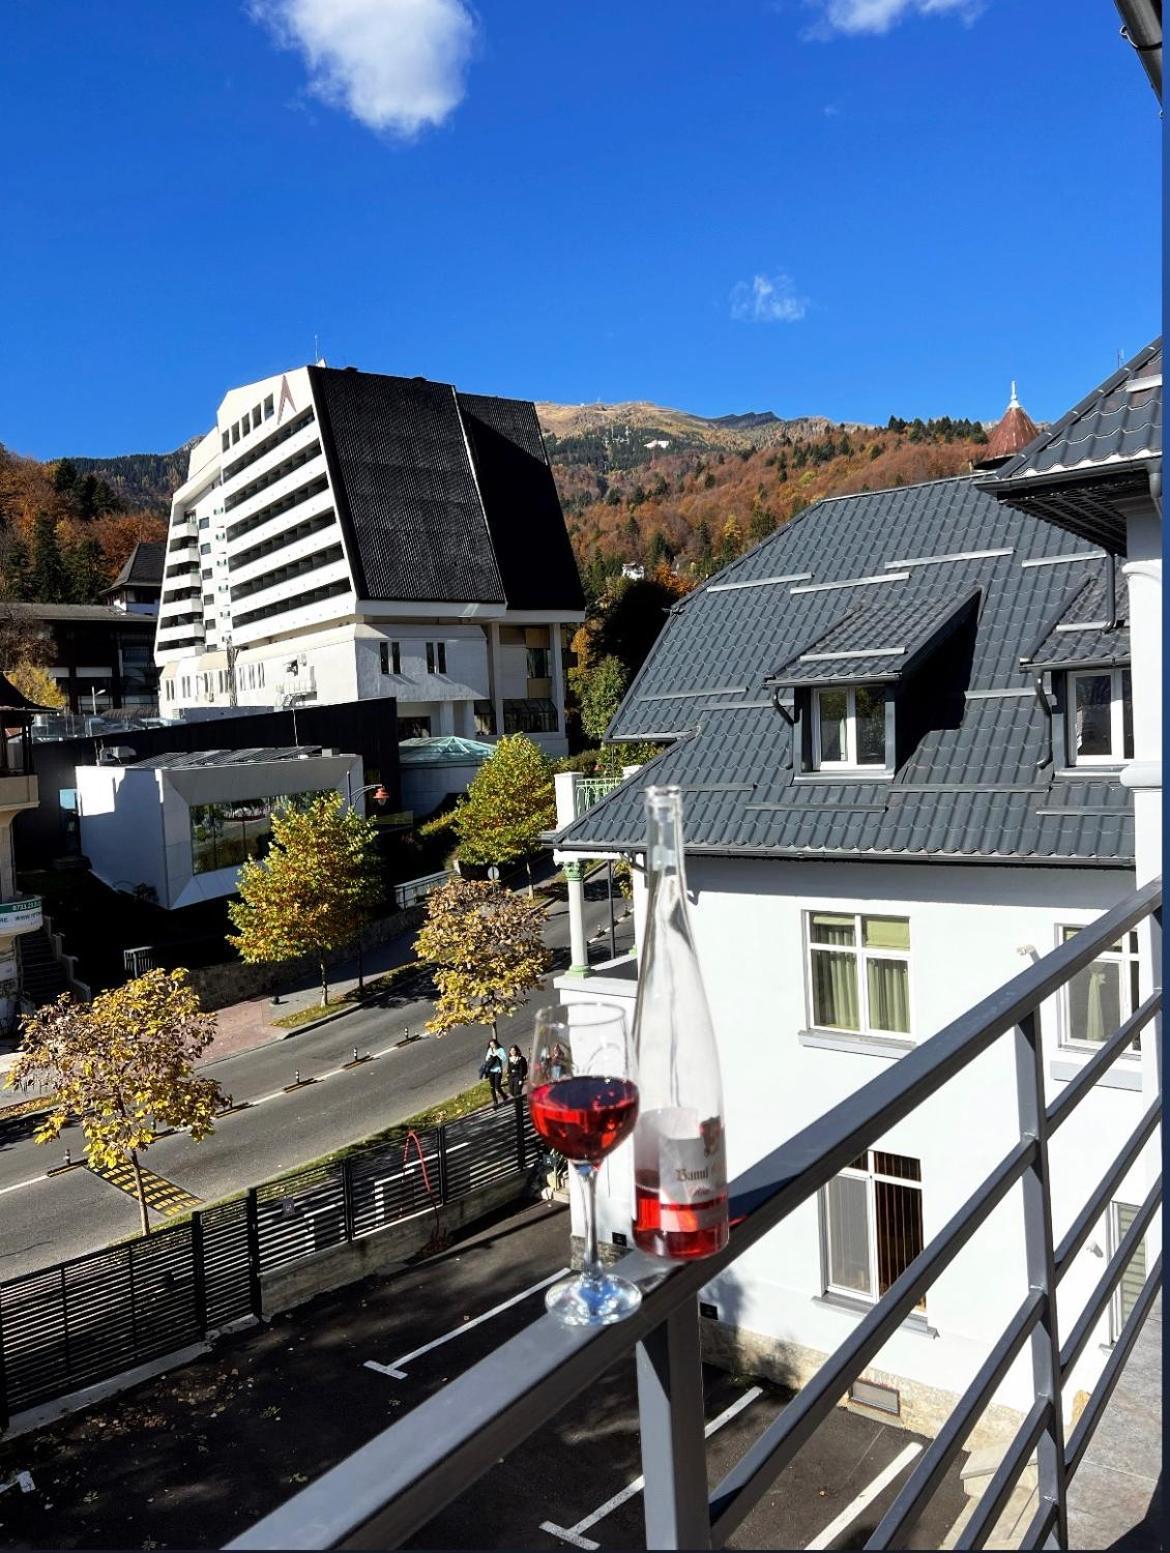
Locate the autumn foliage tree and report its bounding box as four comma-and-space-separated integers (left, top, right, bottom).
228, 794, 378, 1006
5, 969, 223, 1236
415, 877, 550, 1042
447, 735, 556, 893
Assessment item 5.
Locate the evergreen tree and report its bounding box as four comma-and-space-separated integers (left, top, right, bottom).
65, 535, 105, 604
579, 656, 628, 743
28, 513, 68, 602
52, 459, 78, 496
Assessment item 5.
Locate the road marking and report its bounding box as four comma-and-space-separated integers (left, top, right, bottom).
540, 1386, 763, 1549
364, 1268, 570, 1379
88, 1160, 203, 1216
805, 1440, 923, 1551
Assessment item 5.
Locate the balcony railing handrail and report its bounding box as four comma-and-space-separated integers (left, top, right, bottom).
230, 877, 1162, 1553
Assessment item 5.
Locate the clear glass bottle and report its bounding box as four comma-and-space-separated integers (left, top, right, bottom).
631, 785, 728, 1259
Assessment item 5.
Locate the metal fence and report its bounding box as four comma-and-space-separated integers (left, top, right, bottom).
232, 877, 1163, 1552
394, 870, 455, 910
575, 777, 623, 818
0, 1098, 539, 1429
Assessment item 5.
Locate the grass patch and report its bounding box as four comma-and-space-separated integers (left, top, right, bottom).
270, 962, 420, 1028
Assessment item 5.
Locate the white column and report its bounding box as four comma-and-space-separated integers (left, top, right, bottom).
553, 770, 581, 830
488, 622, 504, 739
564, 860, 590, 976
549, 624, 566, 734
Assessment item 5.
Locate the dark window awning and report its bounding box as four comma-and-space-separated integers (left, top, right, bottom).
767, 588, 980, 689
1020, 568, 1131, 672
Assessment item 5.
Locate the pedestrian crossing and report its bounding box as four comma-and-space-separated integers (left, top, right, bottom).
88, 1158, 203, 1216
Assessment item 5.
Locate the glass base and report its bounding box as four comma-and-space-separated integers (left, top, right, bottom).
544, 1269, 642, 1327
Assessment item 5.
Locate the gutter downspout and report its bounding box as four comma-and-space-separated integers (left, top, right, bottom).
1032, 674, 1053, 772
1113, 0, 1163, 100
1104, 551, 1118, 630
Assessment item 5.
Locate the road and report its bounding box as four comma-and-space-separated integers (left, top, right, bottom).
0, 1200, 968, 1550
0, 874, 633, 1281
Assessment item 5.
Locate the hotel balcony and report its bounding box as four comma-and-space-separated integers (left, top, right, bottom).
232, 878, 1162, 1552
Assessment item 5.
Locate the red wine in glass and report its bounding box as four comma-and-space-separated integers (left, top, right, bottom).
529, 1076, 639, 1165
531, 1003, 643, 1327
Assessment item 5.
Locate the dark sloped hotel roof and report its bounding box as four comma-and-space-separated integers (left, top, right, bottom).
308, 366, 585, 611
555, 475, 1136, 869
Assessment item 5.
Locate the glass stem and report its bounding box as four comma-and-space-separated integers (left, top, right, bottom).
577, 1163, 603, 1284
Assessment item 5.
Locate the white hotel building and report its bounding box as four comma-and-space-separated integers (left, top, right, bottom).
156, 365, 585, 754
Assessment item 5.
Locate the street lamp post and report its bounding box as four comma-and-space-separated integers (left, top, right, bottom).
346, 775, 391, 994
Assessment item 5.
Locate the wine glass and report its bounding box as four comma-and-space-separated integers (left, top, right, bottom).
530, 1002, 642, 1326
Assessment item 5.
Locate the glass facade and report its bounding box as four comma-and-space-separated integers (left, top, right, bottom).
190, 790, 330, 875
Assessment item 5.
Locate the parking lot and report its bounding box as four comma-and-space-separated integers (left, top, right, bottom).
0, 1199, 965, 1549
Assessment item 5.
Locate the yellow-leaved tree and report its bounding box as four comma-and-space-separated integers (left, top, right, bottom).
6, 661, 65, 708
228, 793, 378, 1006
414, 877, 550, 1041
6, 969, 223, 1236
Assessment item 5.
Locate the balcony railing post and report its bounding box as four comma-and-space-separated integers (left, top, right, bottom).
636, 1299, 711, 1551
1013, 1009, 1068, 1549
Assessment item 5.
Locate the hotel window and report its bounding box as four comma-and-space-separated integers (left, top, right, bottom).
392, 641, 401, 674
1058, 926, 1141, 1053
527, 646, 550, 679
380, 642, 390, 675
822, 1151, 925, 1309
253, 403, 261, 428
221, 431, 230, 452
264, 394, 274, 419
258, 662, 265, 686
807, 912, 911, 1036
1109, 1202, 1148, 1343
231, 422, 240, 445
1067, 668, 1133, 766
426, 642, 436, 674
200, 543, 211, 556
199, 516, 210, 530
812, 685, 887, 770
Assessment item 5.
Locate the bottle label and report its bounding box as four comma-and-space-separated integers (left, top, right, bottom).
637, 1108, 726, 1206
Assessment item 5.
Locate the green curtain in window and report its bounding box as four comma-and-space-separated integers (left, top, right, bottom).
812, 950, 860, 1030
867, 958, 910, 1033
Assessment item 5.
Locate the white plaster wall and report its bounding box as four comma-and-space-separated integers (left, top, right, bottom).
77, 768, 168, 901
578, 854, 1150, 1420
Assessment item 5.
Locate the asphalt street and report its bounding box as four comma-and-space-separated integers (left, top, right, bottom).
0, 877, 633, 1281
0, 1200, 968, 1550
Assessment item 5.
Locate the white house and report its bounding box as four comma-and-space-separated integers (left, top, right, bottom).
155, 365, 585, 755
552, 354, 1161, 1446
75, 746, 362, 910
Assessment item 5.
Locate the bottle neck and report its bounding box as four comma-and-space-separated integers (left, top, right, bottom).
645, 795, 686, 899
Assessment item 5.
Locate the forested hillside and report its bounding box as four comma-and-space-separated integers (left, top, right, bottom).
0, 401, 991, 606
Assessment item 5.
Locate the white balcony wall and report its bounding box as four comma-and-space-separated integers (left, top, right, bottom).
229, 519, 346, 591
226, 485, 336, 567
580, 853, 1148, 1436
224, 447, 329, 536
221, 420, 321, 508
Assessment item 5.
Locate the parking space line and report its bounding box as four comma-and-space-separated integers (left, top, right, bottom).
364, 1268, 569, 1379
540, 1386, 763, 1549
805, 1440, 923, 1551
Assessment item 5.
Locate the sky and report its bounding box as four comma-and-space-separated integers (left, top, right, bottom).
1, 0, 1161, 459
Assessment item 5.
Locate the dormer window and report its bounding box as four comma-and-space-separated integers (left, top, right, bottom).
813, 686, 887, 770
1068, 668, 1133, 766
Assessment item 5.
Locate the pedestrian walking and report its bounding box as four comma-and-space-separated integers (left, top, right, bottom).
482, 1034, 506, 1109
507, 1043, 528, 1097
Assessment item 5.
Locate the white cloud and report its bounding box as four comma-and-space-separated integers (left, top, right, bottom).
249, 0, 477, 138
810, 0, 982, 36
730, 273, 808, 325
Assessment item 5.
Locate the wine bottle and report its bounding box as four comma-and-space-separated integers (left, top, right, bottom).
631, 785, 728, 1259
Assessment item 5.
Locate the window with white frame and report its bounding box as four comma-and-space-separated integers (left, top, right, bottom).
1066, 668, 1133, 766
812, 685, 888, 769
807, 912, 911, 1036
1108, 1201, 1147, 1342
822, 1150, 925, 1309
1059, 925, 1141, 1053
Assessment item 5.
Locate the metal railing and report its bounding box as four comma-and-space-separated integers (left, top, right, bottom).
232, 878, 1163, 1552
575, 776, 623, 818
394, 869, 455, 910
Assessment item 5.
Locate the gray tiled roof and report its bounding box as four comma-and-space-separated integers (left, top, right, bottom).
770, 588, 979, 686
128, 746, 329, 769
104, 541, 164, 593
993, 341, 1161, 482
1021, 565, 1131, 670
983, 340, 1161, 554
556, 476, 1132, 867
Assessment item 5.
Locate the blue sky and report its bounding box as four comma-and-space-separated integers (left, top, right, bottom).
1, 0, 1160, 459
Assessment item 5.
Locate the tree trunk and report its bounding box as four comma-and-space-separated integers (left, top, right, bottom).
526, 857, 534, 898
130, 1149, 150, 1238
321, 960, 329, 1006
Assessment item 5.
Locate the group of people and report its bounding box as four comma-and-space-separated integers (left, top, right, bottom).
480, 1036, 527, 1109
